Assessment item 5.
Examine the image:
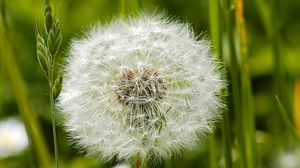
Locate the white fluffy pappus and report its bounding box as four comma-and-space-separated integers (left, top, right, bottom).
57, 13, 225, 162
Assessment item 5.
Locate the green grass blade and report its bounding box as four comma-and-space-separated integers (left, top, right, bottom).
0, 20, 52, 168
236, 0, 257, 167
209, 0, 233, 167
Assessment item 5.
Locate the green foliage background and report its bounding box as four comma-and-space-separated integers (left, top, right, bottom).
0, 0, 300, 167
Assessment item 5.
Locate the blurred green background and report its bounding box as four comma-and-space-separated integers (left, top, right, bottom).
0, 0, 300, 167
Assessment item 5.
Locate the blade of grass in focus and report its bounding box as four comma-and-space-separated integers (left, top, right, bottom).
222, 0, 257, 167
209, 0, 232, 167
222, 0, 247, 167
208, 1, 218, 168
0, 15, 52, 168
36, 1, 63, 167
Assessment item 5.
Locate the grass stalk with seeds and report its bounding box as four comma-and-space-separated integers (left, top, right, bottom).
36, 0, 62, 167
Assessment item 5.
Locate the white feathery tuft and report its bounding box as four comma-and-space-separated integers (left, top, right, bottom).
57, 13, 225, 162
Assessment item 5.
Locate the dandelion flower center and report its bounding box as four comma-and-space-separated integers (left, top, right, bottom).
114, 68, 167, 131
115, 68, 166, 105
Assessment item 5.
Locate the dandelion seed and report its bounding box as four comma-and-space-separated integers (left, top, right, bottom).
57, 13, 225, 162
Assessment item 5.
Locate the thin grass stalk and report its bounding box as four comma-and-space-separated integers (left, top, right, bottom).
209, 0, 233, 167
36, 1, 63, 167
0, 20, 52, 168
222, 111, 233, 168
208, 134, 218, 168
240, 70, 256, 168
240, 66, 256, 168
235, 0, 256, 167
209, 0, 221, 54
221, 0, 249, 167
134, 153, 140, 168
208, 1, 219, 168
49, 57, 59, 168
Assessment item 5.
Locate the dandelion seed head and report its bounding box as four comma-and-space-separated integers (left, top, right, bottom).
58, 13, 225, 162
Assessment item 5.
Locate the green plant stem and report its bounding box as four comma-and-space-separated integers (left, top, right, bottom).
236, 0, 256, 167
0, 21, 52, 168
240, 64, 256, 168
208, 134, 218, 168
49, 65, 59, 168
222, 111, 233, 168
209, 0, 220, 54
222, 0, 248, 167
209, 0, 233, 167
208, 1, 219, 168
134, 154, 140, 168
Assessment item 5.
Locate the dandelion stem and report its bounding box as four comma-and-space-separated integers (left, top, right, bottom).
134, 153, 140, 168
